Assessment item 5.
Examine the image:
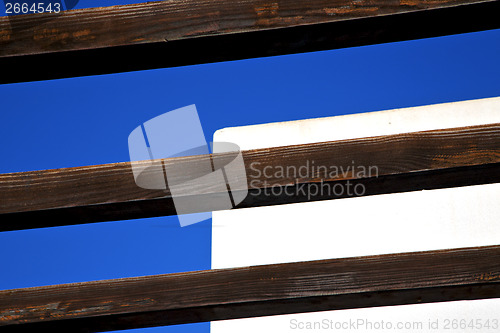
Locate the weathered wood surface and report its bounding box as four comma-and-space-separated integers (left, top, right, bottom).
1, 0, 489, 57
0, 123, 499, 231
1, 245, 500, 332
1, 0, 499, 83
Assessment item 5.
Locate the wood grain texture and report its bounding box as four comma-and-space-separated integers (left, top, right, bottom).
1, 0, 499, 83
0, 123, 499, 231
1, 245, 500, 331
0, 0, 487, 57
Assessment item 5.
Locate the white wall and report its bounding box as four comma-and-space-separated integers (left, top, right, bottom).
212, 96, 500, 333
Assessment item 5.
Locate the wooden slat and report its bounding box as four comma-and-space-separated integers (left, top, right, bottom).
1, 0, 487, 57
1, 0, 499, 83
0, 123, 499, 231
1, 245, 500, 331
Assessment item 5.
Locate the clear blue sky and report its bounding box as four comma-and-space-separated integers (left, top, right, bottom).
1, 2, 500, 332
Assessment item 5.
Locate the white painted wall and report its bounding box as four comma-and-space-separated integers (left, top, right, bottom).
212, 96, 500, 333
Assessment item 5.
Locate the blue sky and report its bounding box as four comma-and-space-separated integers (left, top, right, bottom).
0, 3, 499, 332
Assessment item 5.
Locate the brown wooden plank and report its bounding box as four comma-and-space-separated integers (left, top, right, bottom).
1, 0, 499, 83
0, 0, 487, 57
1, 245, 500, 332
0, 123, 499, 231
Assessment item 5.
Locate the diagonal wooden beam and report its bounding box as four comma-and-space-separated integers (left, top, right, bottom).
0, 123, 499, 232
1, 0, 499, 83
1, 245, 500, 332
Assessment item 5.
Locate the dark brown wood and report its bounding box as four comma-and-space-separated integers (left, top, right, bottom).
1, 0, 487, 57
0, 123, 499, 232
1, 0, 499, 83
1, 245, 500, 332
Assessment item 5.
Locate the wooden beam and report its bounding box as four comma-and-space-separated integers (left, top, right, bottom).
1, 0, 499, 83
1, 245, 500, 332
0, 123, 499, 232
